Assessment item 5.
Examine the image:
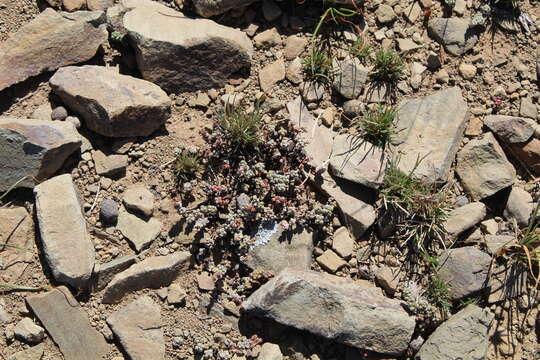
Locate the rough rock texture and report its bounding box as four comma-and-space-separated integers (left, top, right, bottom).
87, 0, 114, 10
107, 296, 164, 360
102, 252, 191, 303
332, 58, 369, 99
510, 138, 540, 175
50, 65, 171, 137
443, 202, 486, 237
316, 249, 346, 273
427, 18, 480, 56
7, 344, 45, 360
0, 207, 35, 282
0, 118, 81, 191
92, 255, 138, 291
34, 174, 95, 290
415, 305, 493, 360
484, 115, 536, 144
123, 1, 253, 92
191, 0, 258, 17
456, 132, 515, 200
332, 227, 354, 259
117, 207, 162, 252
329, 134, 386, 189
258, 343, 283, 360
92, 150, 128, 178
393, 87, 468, 182
438, 247, 491, 299
26, 287, 109, 360
259, 59, 286, 93
242, 269, 415, 355
14, 318, 45, 344
504, 186, 534, 228
0, 9, 107, 91
122, 185, 155, 217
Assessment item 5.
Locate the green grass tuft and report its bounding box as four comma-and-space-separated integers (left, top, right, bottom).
219, 106, 262, 147
174, 151, 200, 181
370, 48, 404, 83
303, 48, 334, 85
356, 105, 396, 148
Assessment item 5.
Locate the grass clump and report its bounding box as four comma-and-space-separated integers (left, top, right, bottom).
174, 151, 200, 181
356, 105, 396, 148
303, 48, 334, 85
370, 48, 404, 83
219, 106, 262, 147
349, 37, 371, 63
427, 276, 452, 313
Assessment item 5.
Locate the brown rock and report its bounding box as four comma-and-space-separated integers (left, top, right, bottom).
92, 150, 128, 178
87, 0, 113, 10
511, 138, 540, 175
316, 249, 346, 273
0, 207, 35, 283
283, 35, 307, 60
63, 0, 86, 11
259, 59, 285, 93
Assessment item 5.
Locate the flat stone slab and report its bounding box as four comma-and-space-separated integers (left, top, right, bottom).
50, 65, 171, 137
393, 87, 468, 183
107, 295, 164, 360
484, 115, 536, 144
242, 269, 415, 355
0, 118, 81, 191
92, 254, 138, 291
0, 207, 35, 282
117, 207, 162, 252
34, 174, 95, 290
102, 252, 191, 304
443, 202, 486, 238
0, 9, 107, 91
26, 286, 109, 360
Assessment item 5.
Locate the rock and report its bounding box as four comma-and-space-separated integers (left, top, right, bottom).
0, 118, 81, 191
191, 0, 257, 17
520, 97, 537, 119
117, 207, 162, 252
415, 305, 493, 360
316, 249, 347, 273
373, 265, 399, 296
107, 296, 164, 360
92, 255, 138, 291
393, 87, 468, 182
31, 104, 53, 121
332, 227, 354, 259
167, 284, 187, 305
92, 150, 128, 178
51, 106, 68, 121
376, 4, 397, 23
0, 9, 107, 91
197, 272, 215, 291
63, 0, 86, 11
0, 299, 11, 324
481, 219, 498, 235
100, 199, 119, 225
284, 36, 307, 60
87, 0, 113, 10
397, 38, 421, 53
102, 252, 191, 303
329, 134, 387, 189
7, 344, 45, 360
342, 99, 364, 118
504, 187, 534, 228
332, 58, 368, 99
0, 207, 35, 283
259, 59, 285, 93
404, 2, 422, 22
427, 18, 480, 56
437, 247, 491, 299
123, 1, 253, 92
50, 65, 170, 137
300, 81, 325, 103
242, 269, 415, 354
258, 343, 283, 360
34, 174, 95, 290
65, 116, 81, 129
458, 63, 477, 79
26, 287, 109, 360
443, 202, 486, 238
434, 69, 449, 83
484, 115, 535, 144
485, 234, 514, 254
246, 222, 313, 274
14, 318, 45, 344
285, 58, 303, 84
253, 28, 281, 48
511, 138, 540, 175
123, 185, 154, 217
456, 132, 515, 200
262, 0, 282, 22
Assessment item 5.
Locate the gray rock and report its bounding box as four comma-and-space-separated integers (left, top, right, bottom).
107, 296, 164, 360
329, 134, 387, 189
504, 186, 534, 228
242, 269, 416, 355
117, 207, 162, 252
393, 87, 468, 183
0, 9, 107, 91
342, 99, 365, 118
87, 0, 113, 10
65, 116, 81, 129
26, 287, 109, 360
415, 305, 493, 360
258, 343, 283, 360
0, 207, 35, 283
376, 4, 397, 23
0, 118, 81, 191
100, 199, 119, 225
92, 255, 138, 291
443, 202, 486, 238
51, 106, 68, 121
102, 252, 191, 303
50, 65, 170, 137
0, 299, 11, 324
7, 344, 45, 360
332, 58, 369, 99
253, 28, 281, 48
92, 150, 128, 178
438, 247, 491, 299
123, 1, 253, 92
456, 132, 515, 200
34, 174, 95, 290
427, 18, 480, 56
191, 0, 257, 17
485, 234, 514, 254
14, 318, 45, 344
520, 97, 537, 119
373, 265, 400, 296
246, 222, 313, 274
300, 81, 325, 103
123, 185, 154, 217
484, 115, 535, 144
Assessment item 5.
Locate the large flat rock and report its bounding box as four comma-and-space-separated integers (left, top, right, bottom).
0, 9, 107, 91
117, 206, 162, 252
122, 1, 253, 92
393, 87, 468, 183
242, 269, 416, 355
50, 65, 171, 137
26, 286, 109, 360
427, 18, 480, 56
0, 118, 81, 190
34, 174, 95, 290
0, 207, 35, 282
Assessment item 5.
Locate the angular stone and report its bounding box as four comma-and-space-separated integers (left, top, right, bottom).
191, 0, 257, 17
26, 286, 109, 360
0, 207, 35, 282
443, 202, 486, 238
242, 269, 416, 355
484, 115, 535, 144
0, 118, 81, 191
438, 247, 491, 299
0, 9, 107, 91
167, 284, 187, 305
259, 343, 283, 360
50, 66, 171, 137
520, 97, 537, 119
123, 1, 253, 92
7, 344, 45, 360
415, 305, 493, 360
286, 58, 303, 84
253, 28, 281, 48
87, 0, 113, 10
376, 4, 397, 23
14, 318, 45, 344
316, 249, 346, 273
504, 187, 534, 228
404, 1, 421, 22
332, 58, 368, 99
92, 255, 138, 291
246, 223, 313, 274
510, 138, 540, 175
259, 59, 285, 93
300, 81, 325, 103
373, 265, 399, 296
34, 175, 95, 289
102, 252, 191, 303
427, 18, 480, 56
283, 35, 307, 60
92, 150, 127, 178
123, 185, 154, 217
197, 272, 215, 291
107, 296, 164, 360
332, 227, 354, 259
117, 207, 161, 252
397, 38, 421, 53
393, 87, 468, 182
456, 132, 515, 200
329, 134, 387, 189
485, 234, 514, 254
